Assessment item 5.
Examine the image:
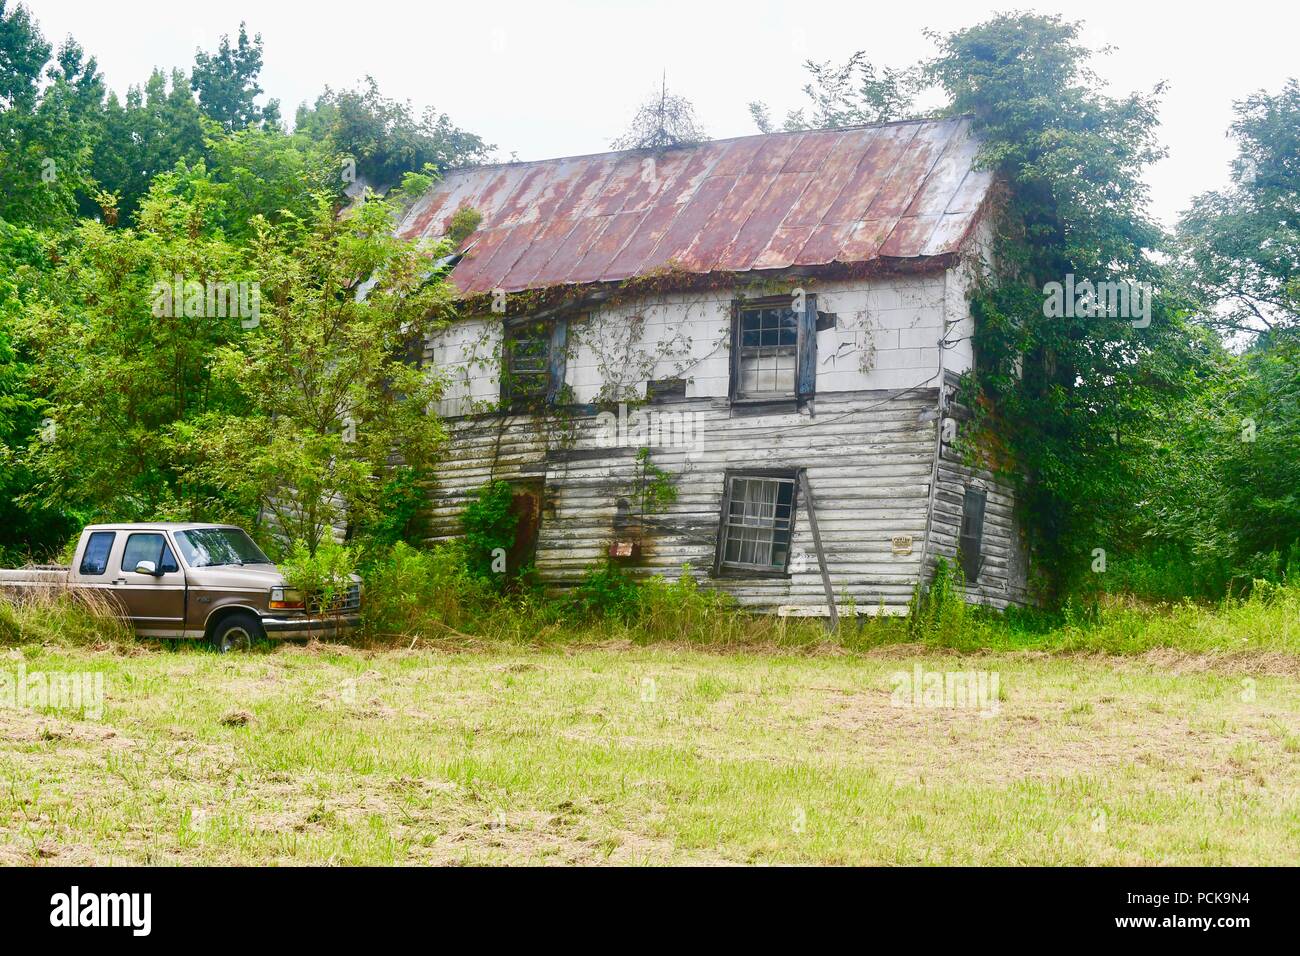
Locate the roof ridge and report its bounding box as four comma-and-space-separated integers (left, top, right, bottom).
441, 114, 972, 176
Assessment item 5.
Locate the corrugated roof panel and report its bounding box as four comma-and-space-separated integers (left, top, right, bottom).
862, 121, 951, 220
877, 213, 943, 259
602, 202, 681, 281
565, 210, 648, 285
751, 224, 816, 270
714, 170, 814, 272
406, 117, 992, 295
498, 217, 577, 291
823, 125, 918, 224
837, 218, 896, 263
644, 174, 738, 269
678, 172, 776, 273
779, 130, 873, 228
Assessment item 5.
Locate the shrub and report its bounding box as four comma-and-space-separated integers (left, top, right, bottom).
460, 480, 517, 587
280, 536, 358, 622
360, 540, 496, 637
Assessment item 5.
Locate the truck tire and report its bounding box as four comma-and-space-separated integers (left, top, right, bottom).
211, 612, 263, 653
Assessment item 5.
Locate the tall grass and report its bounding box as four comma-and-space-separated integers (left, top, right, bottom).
0, 586, 133, 646
358, 543, 1300, 657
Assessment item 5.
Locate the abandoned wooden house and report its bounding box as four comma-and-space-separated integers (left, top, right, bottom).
398, 115, 1032, 614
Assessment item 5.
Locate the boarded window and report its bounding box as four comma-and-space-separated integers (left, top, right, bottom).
647, 377, 686, 402
958, 486, 987, 583
502, 319, 567, 406
718, 473, 797, 572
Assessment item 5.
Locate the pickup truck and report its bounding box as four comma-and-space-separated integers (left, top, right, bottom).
0, 523, 361, 652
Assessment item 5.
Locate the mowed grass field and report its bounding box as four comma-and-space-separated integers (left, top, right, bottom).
2, 637, 1298, 865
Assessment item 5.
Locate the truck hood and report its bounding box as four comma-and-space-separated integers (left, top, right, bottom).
185, 563, 285, 589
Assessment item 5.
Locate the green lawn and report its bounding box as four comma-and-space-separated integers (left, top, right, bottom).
2, 639, 1297, 865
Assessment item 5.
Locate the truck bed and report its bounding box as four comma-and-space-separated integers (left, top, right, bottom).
0, 566, 71, 588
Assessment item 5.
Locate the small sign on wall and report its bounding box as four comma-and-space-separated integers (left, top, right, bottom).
891, 535, 914, 556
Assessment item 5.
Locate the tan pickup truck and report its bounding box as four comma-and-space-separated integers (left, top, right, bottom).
0, 523, 360, 652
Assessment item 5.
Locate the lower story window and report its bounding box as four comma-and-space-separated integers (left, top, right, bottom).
719, 473, 797, 572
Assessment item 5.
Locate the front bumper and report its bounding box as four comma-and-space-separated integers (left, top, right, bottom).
259, 613, 361, 640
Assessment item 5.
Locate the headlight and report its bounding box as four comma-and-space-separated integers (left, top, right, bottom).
269, 586, 305, 610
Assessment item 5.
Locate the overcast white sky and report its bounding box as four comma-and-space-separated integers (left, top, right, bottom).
27, 0, 1300, 226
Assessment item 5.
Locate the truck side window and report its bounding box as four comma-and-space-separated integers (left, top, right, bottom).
79, 531, 116, 576
122, 533, 179, 574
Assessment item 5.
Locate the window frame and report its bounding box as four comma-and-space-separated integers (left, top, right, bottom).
78, 531, 117, 576
501, 317, 567, 408
958, 485, 987, 584
728, 293, 817, 407
121, 532, 180, 575
713, 468, 800, 578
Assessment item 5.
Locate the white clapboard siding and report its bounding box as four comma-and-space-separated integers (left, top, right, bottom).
424, 390, 948, 613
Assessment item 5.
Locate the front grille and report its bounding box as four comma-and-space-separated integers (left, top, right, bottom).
309, 584, 361, 614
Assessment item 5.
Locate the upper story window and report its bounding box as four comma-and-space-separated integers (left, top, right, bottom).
737, 305, 798, 397
729, 294, 818, 404
502, 318, 567, 407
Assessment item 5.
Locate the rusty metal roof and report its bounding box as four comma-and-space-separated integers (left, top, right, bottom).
397, 116, 992, 297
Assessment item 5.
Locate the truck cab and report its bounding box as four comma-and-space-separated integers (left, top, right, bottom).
67, 523, 360, 651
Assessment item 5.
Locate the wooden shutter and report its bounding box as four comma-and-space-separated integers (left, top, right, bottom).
796, 293, 818, 399
546, 318, 568, 404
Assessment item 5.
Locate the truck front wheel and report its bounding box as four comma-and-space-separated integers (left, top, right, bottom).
211, 612, 263, 653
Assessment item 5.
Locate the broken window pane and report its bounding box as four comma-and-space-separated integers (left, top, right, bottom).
737, 305, 798, 397
720, 475, 795, 571
504, 321, 551, 403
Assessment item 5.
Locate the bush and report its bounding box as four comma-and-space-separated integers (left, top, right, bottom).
280, 536, 358, 617
360, 540, 497, 637
460, 480, 517, 587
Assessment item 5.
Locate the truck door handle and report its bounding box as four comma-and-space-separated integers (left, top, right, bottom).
112, 577, 127, 585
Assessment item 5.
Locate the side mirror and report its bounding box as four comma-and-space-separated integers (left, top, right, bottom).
133, 560, 160, 577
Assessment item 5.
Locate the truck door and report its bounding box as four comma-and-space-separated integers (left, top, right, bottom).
114, 532, 187, 635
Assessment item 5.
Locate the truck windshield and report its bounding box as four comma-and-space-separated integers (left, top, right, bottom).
173, 528, 271, 568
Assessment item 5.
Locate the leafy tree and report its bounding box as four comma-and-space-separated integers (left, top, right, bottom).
294, 76, 492, 191
925, 13, 1200, 599
0, 217, 78, 560
749, 52, 921, 132
17, 180, 251, 521
93, 68, 207, 223
611, 79, 706, 150
192, 190, 452, 553
191, 22, 279, 133
0, 21, 103, 226
174, 126, 342, 240
1176, 80, 1300, 339
0, 1, 46, 111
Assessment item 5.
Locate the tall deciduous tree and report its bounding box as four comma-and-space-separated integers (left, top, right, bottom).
926, 13, 1200, 597
1177, 80, 1300, 339
749, 52, 921, 133
294, 76, 492, 191
191, 22, 279, 133
194, 188, 452, 553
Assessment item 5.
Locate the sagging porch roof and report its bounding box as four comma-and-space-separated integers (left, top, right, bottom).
396, 116, 993, 297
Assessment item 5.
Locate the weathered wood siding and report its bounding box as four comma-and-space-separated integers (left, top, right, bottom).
422, 262, 1033, 612
922, 373, 1031, 609
426, 390, 941, 613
